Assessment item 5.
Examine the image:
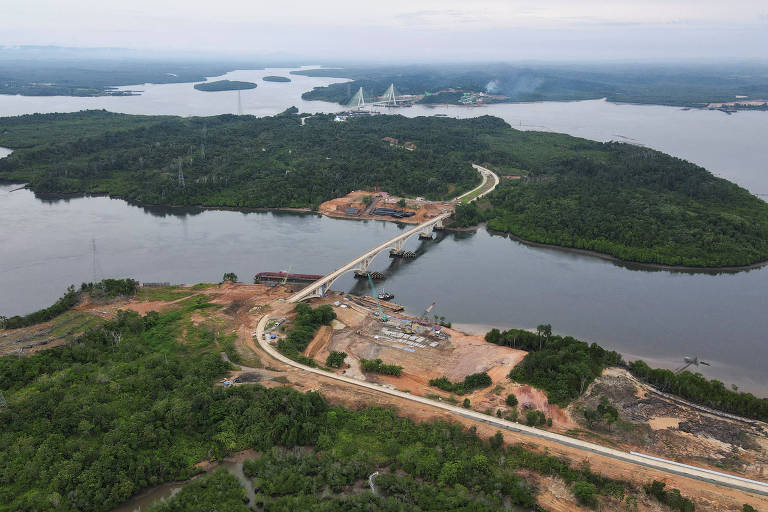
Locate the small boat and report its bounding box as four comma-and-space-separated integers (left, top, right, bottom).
378, 292, 395, 301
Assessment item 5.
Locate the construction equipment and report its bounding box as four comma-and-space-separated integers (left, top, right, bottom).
674, 356, 710, 374
420, 302, 436, 321
281, 265, 293, 285
367, 274, 388, 322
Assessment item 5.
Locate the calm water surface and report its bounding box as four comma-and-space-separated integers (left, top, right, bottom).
1, 183, 767, 393
1, 69, 767, 393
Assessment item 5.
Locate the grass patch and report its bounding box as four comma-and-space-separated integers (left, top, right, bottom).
137, 285, 195, 302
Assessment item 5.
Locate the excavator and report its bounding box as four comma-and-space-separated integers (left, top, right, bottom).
674, 356, 710, 374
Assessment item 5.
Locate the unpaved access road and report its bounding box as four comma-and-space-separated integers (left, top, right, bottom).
253, 309, 768, 500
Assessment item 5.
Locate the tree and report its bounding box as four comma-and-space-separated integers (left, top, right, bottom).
597, 397, 619, 432
584, 408, 600, 428
572, 481, 598, 507
536, 323, 552, 350
362, 195, 372, 206
325, 351, 347, 369
222, 272, 238, 283
462, 398, 470, 408
505, 393, 518, 407
489, 431, 504, 451
397, 198, 407, 208
0, 316, 6, 329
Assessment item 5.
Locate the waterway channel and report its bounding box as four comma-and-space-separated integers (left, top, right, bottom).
1, 68, 767, 394
111, 456, 256, 512
1, 181, 767, 393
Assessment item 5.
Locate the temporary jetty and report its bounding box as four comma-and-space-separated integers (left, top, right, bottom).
355, 296, 404, 312
254, 272, 325, 284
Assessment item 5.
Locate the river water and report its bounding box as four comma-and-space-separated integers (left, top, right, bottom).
111, 458, 256, 512
1, 68, 767, 393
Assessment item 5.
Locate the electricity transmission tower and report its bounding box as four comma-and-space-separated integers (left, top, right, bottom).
200, 125, 207, 159
177, 158, 185, 187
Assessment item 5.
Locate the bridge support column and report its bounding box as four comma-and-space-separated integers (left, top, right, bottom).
433, 219, 444, 231
418, 226, 434, 240
359, 256, 373, 272
389, 239, 406, 257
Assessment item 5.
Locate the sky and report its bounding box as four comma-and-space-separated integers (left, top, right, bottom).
3, 0, 768, 61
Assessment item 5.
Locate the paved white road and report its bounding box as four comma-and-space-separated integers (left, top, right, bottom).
455, 164, 500, 203
254, 311, 768, 497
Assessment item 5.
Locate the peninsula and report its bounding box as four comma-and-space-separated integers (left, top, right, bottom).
1, 110, 767, 268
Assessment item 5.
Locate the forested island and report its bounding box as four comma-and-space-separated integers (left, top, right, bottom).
294, 63, 768, 107
194, 80, 258, 92
0, 47, 267, 96
1, 110, 767, 267
262, 75, 291, 82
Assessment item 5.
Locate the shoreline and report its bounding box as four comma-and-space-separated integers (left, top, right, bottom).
9, 183, 767, 272
486, 228, 768, 273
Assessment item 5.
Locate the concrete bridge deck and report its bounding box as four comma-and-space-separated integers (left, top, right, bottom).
288, 210, 452, 302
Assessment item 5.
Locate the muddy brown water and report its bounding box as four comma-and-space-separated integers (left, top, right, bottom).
111, 459, 256, 512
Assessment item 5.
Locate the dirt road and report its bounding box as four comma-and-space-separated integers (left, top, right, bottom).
253, 310, 768, 502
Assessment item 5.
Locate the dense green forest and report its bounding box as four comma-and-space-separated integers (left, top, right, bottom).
263, 75, 291, 83
277, 303, 336, 366
0, 294, 667, 511
0, 48, 267, 96
294, 63, 768, 107
194, 80, 257, 92
486, 327, 624, 406
428, 372, 492, 396
629, 360, 768, 422
455, 129, 768, 267
2, 110, 767, 266
0, 110, 485, 207
149, 470, 249, 512
486, 326, 768, 420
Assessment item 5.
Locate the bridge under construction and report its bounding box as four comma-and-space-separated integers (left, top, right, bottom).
288, 211, 450, 302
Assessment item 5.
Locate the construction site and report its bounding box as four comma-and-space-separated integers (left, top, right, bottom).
3, 279, 768, 511
317, 189, 453, 225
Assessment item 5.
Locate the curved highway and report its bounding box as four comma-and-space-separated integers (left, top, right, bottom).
253, 311, 768, 497
455, 164, 500, 203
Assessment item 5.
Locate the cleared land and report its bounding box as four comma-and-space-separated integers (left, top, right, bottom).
4, 282, 767, 511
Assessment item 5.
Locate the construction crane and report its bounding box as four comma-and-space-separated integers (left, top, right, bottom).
367, 274, 388, 322
674, 356, 710, 374
420, 302, 436, 322
281, 265, 293, 285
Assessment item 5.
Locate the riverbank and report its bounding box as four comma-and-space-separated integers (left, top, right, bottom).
487, 229, 768, 273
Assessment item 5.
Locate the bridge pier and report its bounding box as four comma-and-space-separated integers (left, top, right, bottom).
388, 238, 406, 257
288, 211, 452, 303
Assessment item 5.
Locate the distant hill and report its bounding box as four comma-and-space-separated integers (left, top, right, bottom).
193, 80, 258, 92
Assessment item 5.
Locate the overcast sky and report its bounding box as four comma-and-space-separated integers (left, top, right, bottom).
4, 0, 768, 61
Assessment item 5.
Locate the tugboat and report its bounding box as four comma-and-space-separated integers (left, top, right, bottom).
378, 291, 395, 301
